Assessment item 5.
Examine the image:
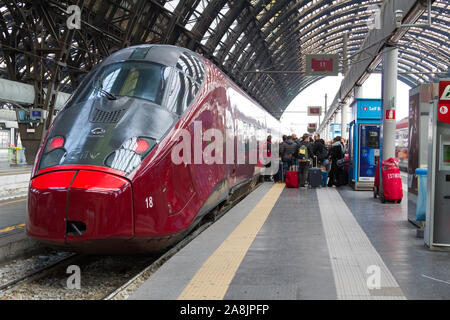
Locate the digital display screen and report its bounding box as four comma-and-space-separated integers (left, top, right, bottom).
368, 130, 379, 148
444, 144, 450, 164
31, 110, 42, 118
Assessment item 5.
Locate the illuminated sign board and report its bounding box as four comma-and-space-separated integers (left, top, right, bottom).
307, 106, 322, 116
306, 54, 339, 76
16, 108, 45, 124
438, 80, 450, 124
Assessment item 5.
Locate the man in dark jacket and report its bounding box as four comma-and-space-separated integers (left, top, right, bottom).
312, 134, 328, 167
279, 135, 299, 181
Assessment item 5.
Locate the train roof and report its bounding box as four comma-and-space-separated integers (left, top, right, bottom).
396, 117, 408, 130
102, 45, 201, 68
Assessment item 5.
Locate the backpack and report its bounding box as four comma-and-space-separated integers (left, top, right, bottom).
318, 147, 328, 161
298, 144, 309, 161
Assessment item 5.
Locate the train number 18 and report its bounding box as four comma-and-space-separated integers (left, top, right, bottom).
145, 196, 153, 208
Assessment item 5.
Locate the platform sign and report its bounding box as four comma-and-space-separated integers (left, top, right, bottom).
307, 106, 322, 116
438, 80, 450, 124
307, 123, 317, 129
305, 54, 339, 76
356, 99, 382, 120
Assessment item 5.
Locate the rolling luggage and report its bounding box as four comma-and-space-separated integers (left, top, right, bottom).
285, 164, 299, 188
308, 168, 322, 188
308, 157, 322, 188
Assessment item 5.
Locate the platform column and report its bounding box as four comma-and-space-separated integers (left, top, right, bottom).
10, 127, 14, 146
381, 46, 398, 161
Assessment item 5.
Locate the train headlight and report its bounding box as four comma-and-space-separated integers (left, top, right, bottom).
105, 137, 156, 173
135, 139, 150, 154
39, 136, 67, 169
46, 136, 65, 153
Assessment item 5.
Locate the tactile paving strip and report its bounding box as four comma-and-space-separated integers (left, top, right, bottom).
178, 183, 285, 300
317, 187, 406, 300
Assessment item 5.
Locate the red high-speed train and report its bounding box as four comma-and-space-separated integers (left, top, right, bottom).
26, 45, 281, 253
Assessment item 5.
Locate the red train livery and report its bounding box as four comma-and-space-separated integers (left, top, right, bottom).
26, 45, 281, 253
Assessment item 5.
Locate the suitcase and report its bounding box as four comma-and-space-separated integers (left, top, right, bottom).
308, 168, 322, 188
308, 156, 322, 188
285, 164, 298, 188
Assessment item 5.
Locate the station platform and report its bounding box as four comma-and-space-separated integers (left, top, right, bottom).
130, 182, 450, 300
0, 151, 31, 202
0, 149, 32, 174
0, 197, 36, 263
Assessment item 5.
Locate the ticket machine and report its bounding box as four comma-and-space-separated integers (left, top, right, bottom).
331, 123, 341, 139
348, 98, 382, 190
425, 80, 450, 250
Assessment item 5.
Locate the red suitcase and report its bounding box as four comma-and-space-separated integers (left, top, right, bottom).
285, 165, 299, 188
380, 158, 403, 203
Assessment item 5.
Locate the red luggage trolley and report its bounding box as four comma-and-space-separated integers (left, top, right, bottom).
374, 157, 403, 203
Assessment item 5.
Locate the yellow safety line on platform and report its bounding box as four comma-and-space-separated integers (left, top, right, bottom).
0, 198, 27, 207
178, 183, 284, 300
0, 224, 25, 233
0, 171, 31, 176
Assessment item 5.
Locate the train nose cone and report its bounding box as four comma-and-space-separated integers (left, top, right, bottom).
27, 170, 133, 249
27, 170, 77, 243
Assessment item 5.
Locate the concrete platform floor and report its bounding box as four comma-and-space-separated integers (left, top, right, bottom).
130, 183, 450, 300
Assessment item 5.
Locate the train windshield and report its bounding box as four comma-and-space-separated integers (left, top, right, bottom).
75, 61, 170, 105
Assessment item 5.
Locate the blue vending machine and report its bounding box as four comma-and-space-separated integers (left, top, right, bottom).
348, 98, 381, 190
331, 123, 341, 139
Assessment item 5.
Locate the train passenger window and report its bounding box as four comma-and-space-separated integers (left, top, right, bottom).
166, 71, 199, 115
75, 61, 169, 105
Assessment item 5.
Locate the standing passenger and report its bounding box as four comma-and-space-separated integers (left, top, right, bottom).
279, 135, 299, 181
298, 134, 313, 187
328, 136, 345, 187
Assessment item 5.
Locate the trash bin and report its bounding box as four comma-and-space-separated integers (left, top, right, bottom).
8, 147, 26, 164
415, 168, 428, 222
7, 146, 14, 162
10, 147, 18, 164
17, 147, 26, 164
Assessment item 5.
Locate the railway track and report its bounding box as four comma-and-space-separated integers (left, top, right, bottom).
0, 180, 262, 300
0, 252, 79, 297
